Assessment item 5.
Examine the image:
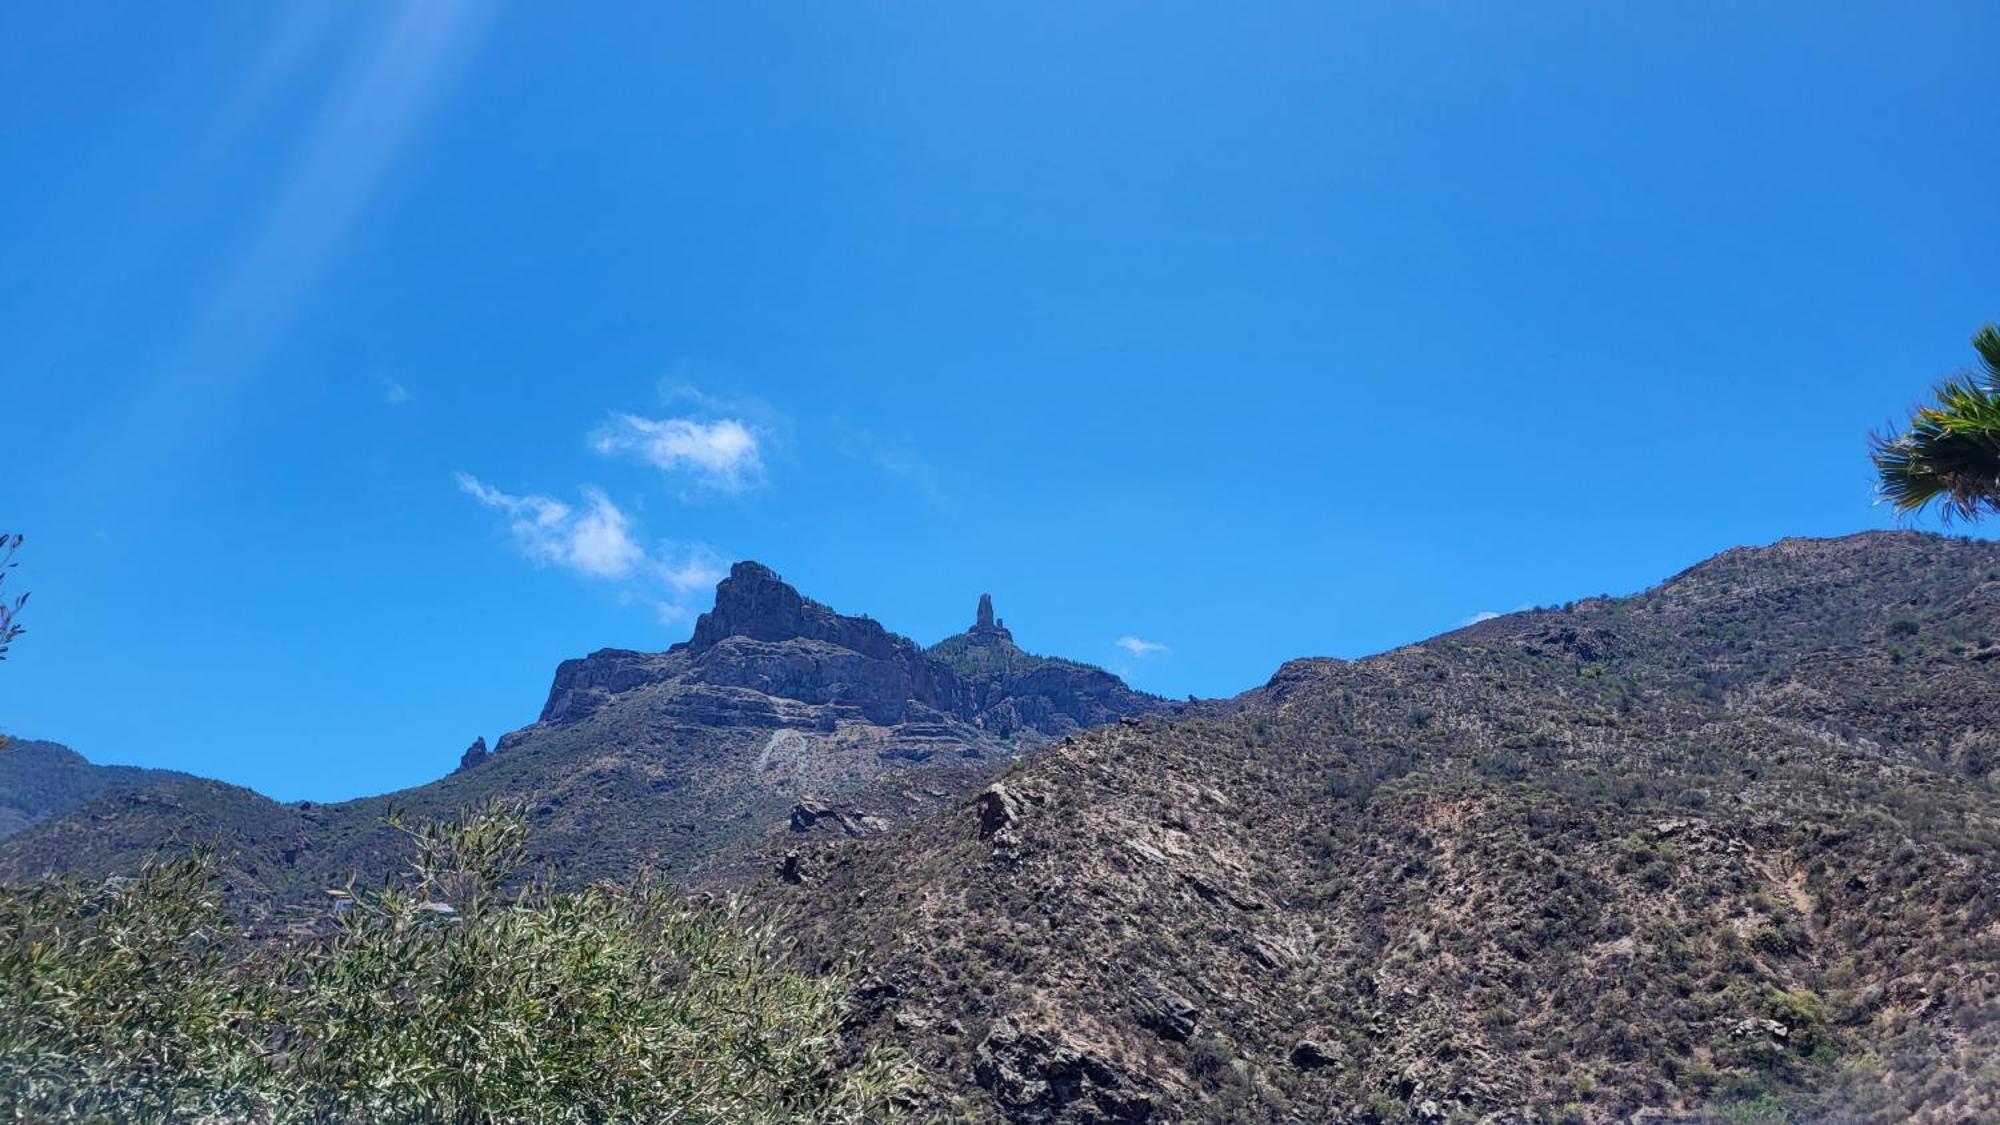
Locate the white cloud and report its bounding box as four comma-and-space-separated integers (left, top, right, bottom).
652, 544, 728, 597
592, 413, 764, 492
620, 590, 698, 625
455, 472, 640, 579
565, 490, 644, 577
383, 380, 411, 404
1115, 635, 1169, 657
1462, 610, 1502, 626
457, 472, 731, 625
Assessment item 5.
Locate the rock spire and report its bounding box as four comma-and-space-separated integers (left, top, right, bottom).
970, 593, 1013, 643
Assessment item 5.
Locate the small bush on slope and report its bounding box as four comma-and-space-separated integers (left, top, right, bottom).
0, 803, 916, 1123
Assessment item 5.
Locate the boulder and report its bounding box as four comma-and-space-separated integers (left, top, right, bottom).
976, 783, 1024, 839
1133, 977, 1200, 1042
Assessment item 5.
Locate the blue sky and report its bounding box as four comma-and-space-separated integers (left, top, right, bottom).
4, 3, 1995, 800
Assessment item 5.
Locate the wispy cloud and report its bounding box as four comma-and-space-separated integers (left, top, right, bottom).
456, 473, 641, 579
651, 544, 728, 597
592, 414, 765, 493
457, 472, 729, 622
621, 591, 703, 626
1115, 635, 1169, 657
383, 380, 411, 405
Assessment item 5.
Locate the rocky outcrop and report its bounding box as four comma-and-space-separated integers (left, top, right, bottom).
1289, 1039, 1338, 1069
456, 737, 490, 772
692, 563, 912, 663
971, 663, 1163, 738
971, 593, 1014, 643
975, 783, 1024, 839
537, 648, 683, 724
789, 797, 886, 837
685, 562, 969, 724
529, 570, 1164, 747
974, 1016, 1154, 1124
1132, 977, 1199, 1042
929, 594, 1170, 737
690, 637, 962, 725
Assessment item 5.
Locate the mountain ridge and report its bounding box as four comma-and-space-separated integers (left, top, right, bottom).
0, 562, 1167, 893
0, 739, 192, 839
6, 532, 1997, 1120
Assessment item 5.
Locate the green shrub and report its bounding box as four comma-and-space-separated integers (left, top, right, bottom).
1762, 987, 1831, 1055
0, 803, 916, 1122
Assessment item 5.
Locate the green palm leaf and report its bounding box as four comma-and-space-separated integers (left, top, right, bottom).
1873, 323, 2000, 522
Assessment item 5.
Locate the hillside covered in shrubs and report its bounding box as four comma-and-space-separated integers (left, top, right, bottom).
2, 531, 1996, 1122
0, 804, 916, 1122
755, 532, 2000, 1123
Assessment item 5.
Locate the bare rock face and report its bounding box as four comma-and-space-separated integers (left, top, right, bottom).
973, 1016, 1154, 1124
975, 783, 1024, 839
692, 562, 905, 661
1289, 1039, 1339, 1069
528, 568, 1163, 749
789, 797, 887, 837
537, 649, 682, 724
1132, 977, 1200, 1042
456, 737, 490, 772
685, 562, 970, 724
972, 592, 1014, 643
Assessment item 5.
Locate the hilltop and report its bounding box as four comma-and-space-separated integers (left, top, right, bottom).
0, 740, 190, 839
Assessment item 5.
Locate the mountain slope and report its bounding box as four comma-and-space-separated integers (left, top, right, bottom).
752, 532, 2000, 1124
0, 563, 1168, 894
0, 739, 191, 839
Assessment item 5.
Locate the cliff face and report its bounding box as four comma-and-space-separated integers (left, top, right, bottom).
682, 562, 972, 725
528, 567, 1165, 748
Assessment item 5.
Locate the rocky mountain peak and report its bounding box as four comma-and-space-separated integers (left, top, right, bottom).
688, 561, 816, 650
968, 593, 1014, 645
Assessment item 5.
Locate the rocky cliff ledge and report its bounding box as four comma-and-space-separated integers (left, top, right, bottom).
504, 563, 1165, 763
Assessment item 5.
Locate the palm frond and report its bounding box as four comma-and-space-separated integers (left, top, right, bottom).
1872, 323, 2000, 522
1975, 323, 2000, 387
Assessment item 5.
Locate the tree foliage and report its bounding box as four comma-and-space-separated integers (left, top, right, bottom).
1873, 324, 2000, 521
0, 803, 918, 1122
